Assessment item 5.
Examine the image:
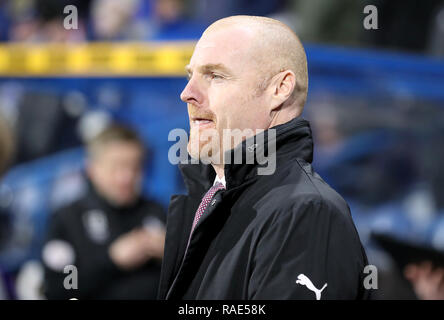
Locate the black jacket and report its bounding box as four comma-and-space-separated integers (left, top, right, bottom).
158, 117, 370, 300
42, 182, 166, 300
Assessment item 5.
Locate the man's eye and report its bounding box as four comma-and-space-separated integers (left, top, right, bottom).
210, 73, 223, 80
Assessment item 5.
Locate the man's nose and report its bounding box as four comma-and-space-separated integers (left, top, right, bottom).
116, 168, 138, 185
180, 76, 203, 106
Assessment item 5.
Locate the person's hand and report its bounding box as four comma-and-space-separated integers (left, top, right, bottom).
404, 261, 444, 300
141, 226, 166, 260
109, 227, 165, 270
109, 229, 153, 270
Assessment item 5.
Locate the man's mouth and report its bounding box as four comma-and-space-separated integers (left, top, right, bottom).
191, 117, 214, 126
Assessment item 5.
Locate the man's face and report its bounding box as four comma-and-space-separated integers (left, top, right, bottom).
181, 26, 271, 162
88, 141, 143, 206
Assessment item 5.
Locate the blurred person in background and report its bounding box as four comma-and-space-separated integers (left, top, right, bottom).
144, 0, 206, 41
90, 0, 206, 41
0, 111, 14, 299
90, 0, 205, 41
190, 0, 287, 26
405, 262, 444, 300
90, 0, 142, 40
6, 0, 88, 42
42, 124, 166, 299
0, 111, 14, 177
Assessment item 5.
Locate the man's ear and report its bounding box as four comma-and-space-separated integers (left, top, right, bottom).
268, 70, 296, 113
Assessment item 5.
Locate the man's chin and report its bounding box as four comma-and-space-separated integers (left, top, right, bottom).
187, 140, 224, 165
187, 141, 208, 161
107, 194, 137, 207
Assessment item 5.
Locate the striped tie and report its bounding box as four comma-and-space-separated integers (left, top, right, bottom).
190, 182, 225, 236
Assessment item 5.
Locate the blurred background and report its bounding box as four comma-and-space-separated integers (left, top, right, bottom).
0, 0, 443, 299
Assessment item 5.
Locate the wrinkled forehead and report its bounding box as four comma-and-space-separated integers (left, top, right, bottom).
189, 26, 256, 72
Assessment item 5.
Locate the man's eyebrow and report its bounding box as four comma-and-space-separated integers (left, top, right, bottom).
185, 63, 231, 74
199, 63, 231, 74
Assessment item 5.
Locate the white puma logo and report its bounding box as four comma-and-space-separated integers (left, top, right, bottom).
296, 274, 327, 300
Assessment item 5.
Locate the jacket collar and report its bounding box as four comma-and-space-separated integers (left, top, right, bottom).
178, 116, 314, 196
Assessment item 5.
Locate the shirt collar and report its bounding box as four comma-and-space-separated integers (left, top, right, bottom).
213, 175, 226, 188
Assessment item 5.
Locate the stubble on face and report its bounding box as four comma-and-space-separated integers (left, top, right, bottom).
187, 106, 220, 163
184, 25, 270, 165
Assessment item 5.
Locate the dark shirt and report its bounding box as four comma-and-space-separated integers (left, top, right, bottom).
42, 182, 166, 300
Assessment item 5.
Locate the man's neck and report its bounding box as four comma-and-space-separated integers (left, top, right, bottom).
212, 164, 225, 180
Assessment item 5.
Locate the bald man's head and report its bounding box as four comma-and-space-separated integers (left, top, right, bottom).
181, 15, 309, 165
204, 16, 308, 111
